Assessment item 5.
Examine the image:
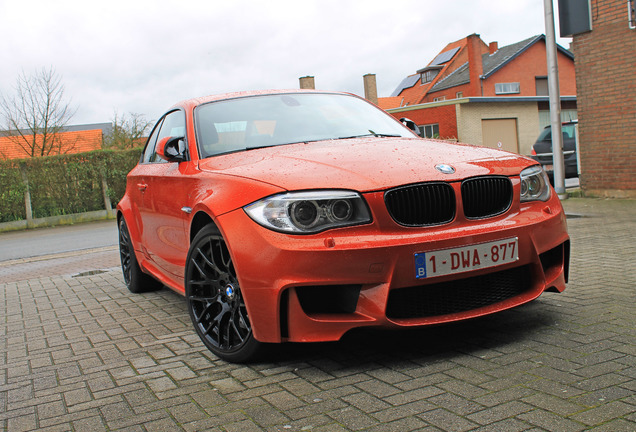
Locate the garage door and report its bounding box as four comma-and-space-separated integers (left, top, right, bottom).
481, 119, 519, 153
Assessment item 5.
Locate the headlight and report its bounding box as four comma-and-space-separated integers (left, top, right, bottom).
520, 165, 551, 202
244, 190, 372, 234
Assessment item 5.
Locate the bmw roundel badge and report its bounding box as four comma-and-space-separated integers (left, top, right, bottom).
435, 164, 456, 174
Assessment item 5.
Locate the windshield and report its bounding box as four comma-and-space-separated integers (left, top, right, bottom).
537, 123, 577, 142
194, 93, 415, 159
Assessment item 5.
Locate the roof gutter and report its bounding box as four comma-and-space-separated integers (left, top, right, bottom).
386, 95, 577, 114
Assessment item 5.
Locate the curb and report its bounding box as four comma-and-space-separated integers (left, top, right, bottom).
0, 245, 119, 267
0, 210, 116, 233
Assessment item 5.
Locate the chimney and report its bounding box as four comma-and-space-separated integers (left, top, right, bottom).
299, 76, 315, 89
489, 41, 498, 54
363, 74, 378, 105
467, 34, 484, 96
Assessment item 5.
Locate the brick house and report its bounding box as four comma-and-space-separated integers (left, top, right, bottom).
379, 34, 577, 156
570, 0, 636, 198
0, 123, 110, 160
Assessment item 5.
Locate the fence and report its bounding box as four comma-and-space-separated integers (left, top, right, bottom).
0, 148, 141, 225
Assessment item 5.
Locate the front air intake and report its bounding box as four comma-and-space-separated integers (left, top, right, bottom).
461, 176, 512, 219
385, 183, 455, 226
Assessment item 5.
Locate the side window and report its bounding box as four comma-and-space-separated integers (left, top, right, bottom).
143, 110, 186, 163
142, 118, 164, 163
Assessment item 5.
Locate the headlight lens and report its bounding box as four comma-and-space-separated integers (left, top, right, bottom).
520, 165, 551, 202
244, 191, 372, 234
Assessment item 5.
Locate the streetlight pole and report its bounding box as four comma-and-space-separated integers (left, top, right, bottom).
544, 0, 567, 199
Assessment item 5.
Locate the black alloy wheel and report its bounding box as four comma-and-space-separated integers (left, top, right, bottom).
185, 225, 262, 362
118, 218, 162, 293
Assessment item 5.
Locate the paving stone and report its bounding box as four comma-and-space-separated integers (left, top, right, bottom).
372, 399, 437, 423
518, 409, 587, 431
467, 400, 534, 425
418, 407, 480, 431
262, 389, 307, 411
569, 400, 635, 427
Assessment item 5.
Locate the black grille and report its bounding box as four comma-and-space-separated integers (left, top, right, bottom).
386, 265, 531, 319
385, 183, 455, 226
461, 176, 512, 219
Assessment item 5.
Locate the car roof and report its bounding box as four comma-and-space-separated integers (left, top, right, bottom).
543, 119, 579, 129
174, 89, 349, 110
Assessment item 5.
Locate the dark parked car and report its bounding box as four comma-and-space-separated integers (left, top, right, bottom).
530, 120, 579, 179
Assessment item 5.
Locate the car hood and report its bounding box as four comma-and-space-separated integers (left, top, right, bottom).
197, 137, 535, 192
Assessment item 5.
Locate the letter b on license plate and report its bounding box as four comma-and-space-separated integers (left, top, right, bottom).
415, 237, 519, 279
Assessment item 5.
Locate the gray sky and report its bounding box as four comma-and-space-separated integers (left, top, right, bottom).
0, 0, 571, 125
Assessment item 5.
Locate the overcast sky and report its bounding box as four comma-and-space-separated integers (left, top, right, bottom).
0, 0, 571, 126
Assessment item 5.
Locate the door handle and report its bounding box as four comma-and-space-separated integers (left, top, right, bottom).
137, 183, 148, 192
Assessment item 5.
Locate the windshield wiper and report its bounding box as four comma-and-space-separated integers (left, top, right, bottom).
246, 141, 307, 151
338, 130, 402, 140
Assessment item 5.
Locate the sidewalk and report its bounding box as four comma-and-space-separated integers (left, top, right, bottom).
1, 197, 634, 431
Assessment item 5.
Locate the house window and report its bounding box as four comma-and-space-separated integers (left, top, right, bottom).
630, 0, 635, 29
433, 96, 446, 102
495, 82, 520, 94
419, 123, 440, 138
456, 91, 463, 98
535, 77, 548, 96
420, 69, 439, 84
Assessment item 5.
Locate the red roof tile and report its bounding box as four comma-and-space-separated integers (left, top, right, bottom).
0, 129, 103, 160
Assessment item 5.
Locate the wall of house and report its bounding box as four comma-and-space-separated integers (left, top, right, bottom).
572, 0, 636, 197
456, 102, 540, 155
424, 82, 473, 104
482, 41, 577, 97
388, 104, 459, 140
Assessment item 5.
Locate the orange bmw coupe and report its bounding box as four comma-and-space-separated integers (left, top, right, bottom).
117, 90, 570, 362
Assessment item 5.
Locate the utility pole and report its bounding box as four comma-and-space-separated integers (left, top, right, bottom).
544, 0, 567, 199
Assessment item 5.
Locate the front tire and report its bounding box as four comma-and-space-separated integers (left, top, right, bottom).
118, 218, 162, 293
185, 225, 262, 363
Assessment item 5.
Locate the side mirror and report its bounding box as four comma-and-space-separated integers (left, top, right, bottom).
157, 136, 186, 162
400, 118, 421, 136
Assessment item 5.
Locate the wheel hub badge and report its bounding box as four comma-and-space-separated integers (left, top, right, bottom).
225, 284, 235, 299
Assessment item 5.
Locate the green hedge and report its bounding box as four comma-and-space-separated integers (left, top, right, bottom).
0, 162, 27, 221
0, 148, 141, 223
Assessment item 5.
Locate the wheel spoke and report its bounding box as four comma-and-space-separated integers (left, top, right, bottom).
188, 293, 219, 304
192, 251, 217, 279
230, 319, 246, 343
188, 272, 221, 288
238, 308, 249, 330
203, 308, 226, 337
194, 301, 217, 326
201, 241, 226, 275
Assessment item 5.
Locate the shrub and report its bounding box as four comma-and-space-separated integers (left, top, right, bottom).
0, 148, 141, 223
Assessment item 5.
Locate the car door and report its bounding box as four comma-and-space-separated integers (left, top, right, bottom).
137, 110, 193, 280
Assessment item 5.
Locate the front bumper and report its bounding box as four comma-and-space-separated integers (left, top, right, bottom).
217, 188, 569, 343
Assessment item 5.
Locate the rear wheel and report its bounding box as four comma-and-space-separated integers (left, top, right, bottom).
118, 218, 162, 293
185, 225, 262, 363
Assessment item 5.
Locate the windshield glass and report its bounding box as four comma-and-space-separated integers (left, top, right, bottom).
194, 93, 414, 159
537, 123, 576, 142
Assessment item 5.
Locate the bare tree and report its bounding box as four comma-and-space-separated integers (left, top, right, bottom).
103, 112, 153, 149
0, 67, 76, 157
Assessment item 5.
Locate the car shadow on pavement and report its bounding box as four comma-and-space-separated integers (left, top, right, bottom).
263, 298, 560, 367
137, 281, 562, 367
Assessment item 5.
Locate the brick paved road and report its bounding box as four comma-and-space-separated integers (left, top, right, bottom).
1, 198, 634, 431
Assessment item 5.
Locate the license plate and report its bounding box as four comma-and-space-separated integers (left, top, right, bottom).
415, 237, 519, 279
